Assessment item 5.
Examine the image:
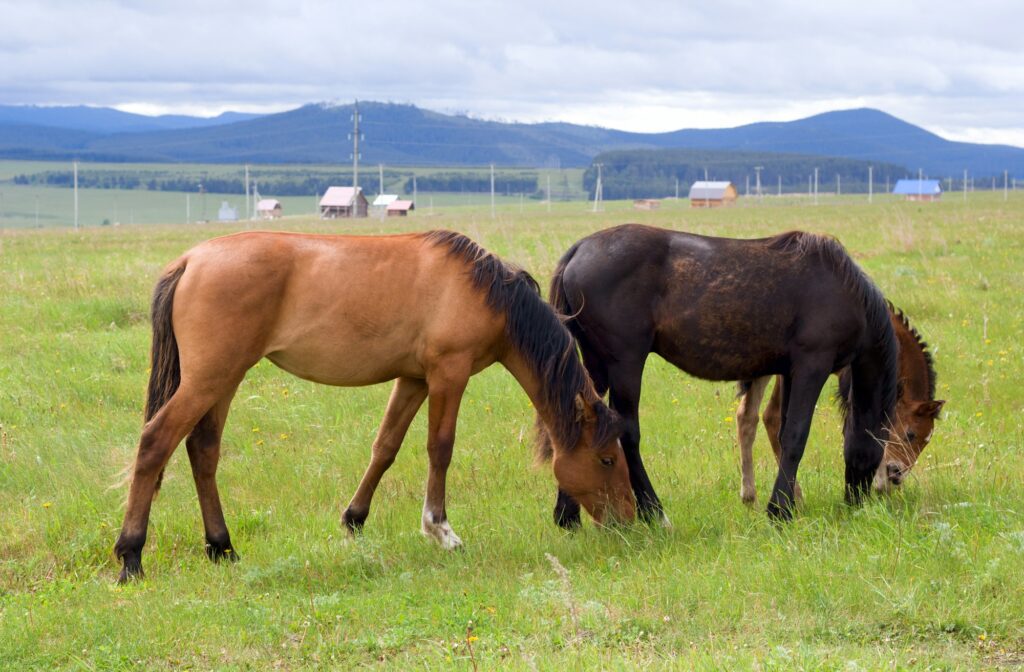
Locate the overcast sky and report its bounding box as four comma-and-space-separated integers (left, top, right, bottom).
3, 1, 1023, 146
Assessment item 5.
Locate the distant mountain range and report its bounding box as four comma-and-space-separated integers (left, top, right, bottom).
1, 102, 1022, 176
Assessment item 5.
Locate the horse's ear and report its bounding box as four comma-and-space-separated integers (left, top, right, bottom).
574, 394, 591, 423
916, 400, 946, 418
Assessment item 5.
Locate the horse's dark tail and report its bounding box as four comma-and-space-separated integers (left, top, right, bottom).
144, 263, 186, 492
549, 240, 608, 394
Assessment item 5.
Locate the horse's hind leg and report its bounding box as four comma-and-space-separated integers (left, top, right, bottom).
766, 360, 831, 521
736, 377, 769, 503
761, 377, 803, 504
115, 386, 224, 583
186, 387, 239, 562
343, 377, 428, 533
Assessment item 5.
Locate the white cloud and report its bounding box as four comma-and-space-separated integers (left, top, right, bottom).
1, 0, 1023, 145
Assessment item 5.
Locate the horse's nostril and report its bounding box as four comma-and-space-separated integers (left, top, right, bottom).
886, 463, 903, 480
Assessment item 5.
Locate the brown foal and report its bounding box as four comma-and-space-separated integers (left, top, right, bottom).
736, 304, 944, 503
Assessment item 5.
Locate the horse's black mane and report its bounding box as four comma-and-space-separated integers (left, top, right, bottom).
767, 231, 899, 423
423, 230, 617, 452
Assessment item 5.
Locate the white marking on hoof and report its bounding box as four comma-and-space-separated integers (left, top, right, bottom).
422, 516, 463, 550
658, 512, 673, 530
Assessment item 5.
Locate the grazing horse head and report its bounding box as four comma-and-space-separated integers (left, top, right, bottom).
870, 304, 946, 492
548, 396, 634, 525
873, 398, 945, 491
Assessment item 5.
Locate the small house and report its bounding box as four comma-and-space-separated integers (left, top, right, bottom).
256, 199, 283, 219
386, 200, 415, 217
893, 179, 941, 202
633, 199, 661, 211
319, 186, 369, 218
373, 194, 398, 210
217, 201, 238, 221
688, 181, 738, 208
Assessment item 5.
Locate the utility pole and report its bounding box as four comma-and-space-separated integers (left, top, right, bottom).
547, 174, 551, 213
868, 166, 873, 203
350, 100, 361, 218
836, 173, 841, 196
918, 168, 923, 200
1004, 170, 1009, 201
413, 176, 418, 210
490, 164, 496, 219
592, 163, 604, 212
675, 177, 679, 199
245, 164, 250, 219
963, 169, 968, 202
745, 174, 749, 197
754, 166, 763, 199
73, 160, 79, 229
813, 167, 819, 205
378, 163, 384, 196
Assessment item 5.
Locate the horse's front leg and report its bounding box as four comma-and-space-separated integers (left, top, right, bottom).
343, 377, 428, 532
421, 362, 470, 550
766, 361, 830, 521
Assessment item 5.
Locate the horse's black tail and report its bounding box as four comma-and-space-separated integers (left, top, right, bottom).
548, 240, 608, 393
144, 263, 186, 492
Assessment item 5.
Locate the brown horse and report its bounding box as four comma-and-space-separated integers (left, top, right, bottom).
114, 230, 634, 583
736, 303, 944, 503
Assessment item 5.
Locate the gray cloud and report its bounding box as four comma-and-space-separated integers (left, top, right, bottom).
1, 0, 1022, 144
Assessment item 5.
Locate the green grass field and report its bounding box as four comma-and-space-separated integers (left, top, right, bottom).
1, 194, 1022, 669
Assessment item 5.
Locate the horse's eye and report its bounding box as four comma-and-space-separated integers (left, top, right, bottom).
600, 456, 615, 467
906, 430, 917, 443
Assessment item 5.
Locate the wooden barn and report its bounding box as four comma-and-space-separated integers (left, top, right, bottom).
319, 186, 369, 218
893, 179, 942, 202
386, 200, 415, 217
688, 181, 738, 208
256, 199, 283, 219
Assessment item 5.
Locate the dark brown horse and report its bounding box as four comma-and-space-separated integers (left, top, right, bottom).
115, 230, 634, 583
736, 303, 944, 503
545, 224, 900, 525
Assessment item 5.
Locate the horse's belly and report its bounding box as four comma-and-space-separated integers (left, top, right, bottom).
265, 341, 423, 387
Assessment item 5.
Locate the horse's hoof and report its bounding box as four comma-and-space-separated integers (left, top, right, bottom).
422, 517, 463, 550
766, 500, 794, 522
554, 509, 582, 530
740, 487, 757, 505
342, 506, 368, 534
638, 504, 667, 527
117, 563, 143, 585
206, 544, 240, 563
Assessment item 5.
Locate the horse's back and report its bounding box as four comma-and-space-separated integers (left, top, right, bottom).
168, 231, 504, 386
562, 224, 867, 381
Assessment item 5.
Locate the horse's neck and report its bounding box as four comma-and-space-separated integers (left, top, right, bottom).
890, 314, 931, 401
500, 347, 565, 444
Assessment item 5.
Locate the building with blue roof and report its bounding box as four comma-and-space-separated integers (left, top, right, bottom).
893, 179, 942, 201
